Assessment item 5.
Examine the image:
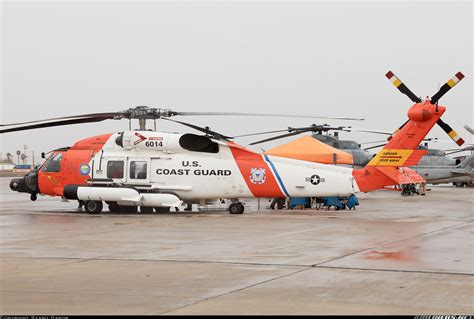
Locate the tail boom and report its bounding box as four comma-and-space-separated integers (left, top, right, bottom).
353, 101, 443, 192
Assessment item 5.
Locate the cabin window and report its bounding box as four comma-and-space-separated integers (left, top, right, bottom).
42, 153, 63, 172
107, 161, 124, 179
129, 161, 147, 179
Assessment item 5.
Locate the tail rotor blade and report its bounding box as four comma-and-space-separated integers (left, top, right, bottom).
437, 118, 465, 146
385, 71, 422, 103
430, 72, 465, 104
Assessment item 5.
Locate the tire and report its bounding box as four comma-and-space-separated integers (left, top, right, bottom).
85, 200, 103, 214
140, 206, 154, 213
229, 202, 244, 214
155, 207, 171, 213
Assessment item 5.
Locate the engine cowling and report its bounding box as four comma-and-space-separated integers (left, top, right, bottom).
115, 131, 220, 153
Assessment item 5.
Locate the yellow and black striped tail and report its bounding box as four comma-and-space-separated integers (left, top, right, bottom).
437, 118, 465, 146
385, 71, 422, 103
431, 72, 465, 104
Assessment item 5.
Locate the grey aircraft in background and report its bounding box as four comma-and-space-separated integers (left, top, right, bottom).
249, 125, 474, 187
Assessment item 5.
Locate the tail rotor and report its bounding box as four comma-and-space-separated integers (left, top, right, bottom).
385, 70, 465, 146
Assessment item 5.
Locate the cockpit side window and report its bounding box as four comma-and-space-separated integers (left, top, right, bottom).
42, 153, 63, 172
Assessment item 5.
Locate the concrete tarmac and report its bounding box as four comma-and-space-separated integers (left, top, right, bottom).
0, 177, 472, 314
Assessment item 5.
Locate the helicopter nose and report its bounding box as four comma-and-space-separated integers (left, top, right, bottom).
10, 171, 39, 195
10, 178, 29, 193
10, 178, 21, 192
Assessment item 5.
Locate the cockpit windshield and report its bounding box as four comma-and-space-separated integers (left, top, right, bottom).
42, 153, 63, 172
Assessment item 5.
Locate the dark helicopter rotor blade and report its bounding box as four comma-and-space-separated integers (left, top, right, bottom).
464, 124, 474, 135
363, 143, 388, 151
345, 128, 392, 135
0, 116, 113, 134
236, 125, 352, 139
162, 118, 233, 140
172, 111, 364, 121
430, 72, 465, 105
436, 118, 465, 146
443, 146, 474, 155
249, 130, 306, 145
360, 140, 392, 145
234, 128, 299, 138
0, 112, 119, 127
385, 71, 422, 103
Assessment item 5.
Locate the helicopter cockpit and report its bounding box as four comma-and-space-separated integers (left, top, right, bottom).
42, 153, 63, 172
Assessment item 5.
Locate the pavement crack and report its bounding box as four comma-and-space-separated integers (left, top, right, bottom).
160, 266, 314, 315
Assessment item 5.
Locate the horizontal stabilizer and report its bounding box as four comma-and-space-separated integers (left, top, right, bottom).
376, 167, 425, 185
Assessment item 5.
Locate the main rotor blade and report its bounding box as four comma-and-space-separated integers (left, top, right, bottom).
443, 146, 474, 155
234, 128, 299, 138
346, 128, 392, 135
437, 118, 465, 146
235, 125, 353, 139
0, 112, 119, 127
0, 116, 111, 134
443, 146, 474, 152
430, 72, 465, 104
363, 143, 388, 151
173, 111, 364, 121
360, 140, 392, 145
385, 71, 422, 103
249, 130, 304, 145
464, 124, 474, 135
162, 118, 233, 140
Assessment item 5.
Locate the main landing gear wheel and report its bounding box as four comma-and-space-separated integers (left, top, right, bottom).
85, 200, 103, 214
155, 207, 171, 213
229, 202, 244, 214
140, 206, 154, 213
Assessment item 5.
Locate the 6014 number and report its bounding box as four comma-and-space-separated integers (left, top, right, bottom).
145, 141, 163, 147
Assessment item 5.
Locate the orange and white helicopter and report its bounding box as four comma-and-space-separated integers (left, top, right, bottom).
2, 71, 465, 214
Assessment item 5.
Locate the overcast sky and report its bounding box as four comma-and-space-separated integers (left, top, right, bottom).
1, 1, 472, 164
